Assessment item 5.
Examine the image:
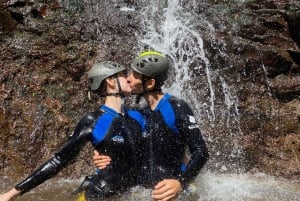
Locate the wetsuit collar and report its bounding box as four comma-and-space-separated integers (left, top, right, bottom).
154, 93, 171, 111
100, 105, 120, 117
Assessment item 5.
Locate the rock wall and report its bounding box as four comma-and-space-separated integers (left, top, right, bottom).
199, 0, 300, 179
0, 0, 299, 182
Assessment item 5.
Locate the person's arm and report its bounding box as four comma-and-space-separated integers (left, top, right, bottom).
0, 188, 21, 201
93, 150, 112, 169
14, 153, 71, 194
6, 112, 96, 196
175, 100, 209, 188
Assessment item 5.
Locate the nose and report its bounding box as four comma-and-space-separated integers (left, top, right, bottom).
126, 74, 132, 82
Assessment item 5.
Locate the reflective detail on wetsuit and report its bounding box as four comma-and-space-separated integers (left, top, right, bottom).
127, 109, 146, 132
92, 105, 119, 144
154, 93, 179, 134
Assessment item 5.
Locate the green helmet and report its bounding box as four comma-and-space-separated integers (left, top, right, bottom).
131, 51, 170, 87
87, 61, 126, 91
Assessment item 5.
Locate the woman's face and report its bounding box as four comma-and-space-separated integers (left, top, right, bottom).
126, 71, 144, 94
116, 71, 132, 94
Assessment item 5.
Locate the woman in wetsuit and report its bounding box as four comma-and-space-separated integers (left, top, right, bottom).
94, 51, 209, 201
0, 61, 142, 201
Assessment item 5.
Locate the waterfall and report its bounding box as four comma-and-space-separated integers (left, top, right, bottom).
132, 0, 245, 173
136, 0, 217, 120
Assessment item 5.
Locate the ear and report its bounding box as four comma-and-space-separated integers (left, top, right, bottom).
144, 78, 156, 90
105, 77, 116, 88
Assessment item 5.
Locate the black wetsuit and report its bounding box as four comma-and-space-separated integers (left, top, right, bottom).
15, 105, 142, 199
134, 93, 209, 188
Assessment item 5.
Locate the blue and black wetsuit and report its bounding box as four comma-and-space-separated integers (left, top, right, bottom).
135, 93, 209, 188
14, 105, 142, 200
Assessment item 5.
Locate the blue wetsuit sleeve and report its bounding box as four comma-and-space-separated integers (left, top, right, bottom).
174, 100, 209, 187
15, 112, 98, 194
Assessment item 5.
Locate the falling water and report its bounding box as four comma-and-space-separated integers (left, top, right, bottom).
137, 0, 217, 121
134, 0, 245, 172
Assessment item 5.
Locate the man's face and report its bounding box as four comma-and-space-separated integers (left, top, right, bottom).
126, 71, 144, 94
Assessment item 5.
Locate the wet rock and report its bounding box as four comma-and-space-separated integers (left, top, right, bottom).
284, 10, 300, 47
0, 8, 18, 33
269, 74, 300, 98
287, 49, 300, 66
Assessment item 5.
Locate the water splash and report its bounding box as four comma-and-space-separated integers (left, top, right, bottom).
11, 174, 300, 201
136, 0, 217, 120
196, 172, 300, 201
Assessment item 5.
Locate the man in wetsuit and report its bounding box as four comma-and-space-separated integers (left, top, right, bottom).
0, 61, 142, 201
94, 51, 209, 201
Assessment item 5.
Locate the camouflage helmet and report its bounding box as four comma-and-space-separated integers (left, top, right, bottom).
131, 51, 170, 86
87, 61, 126, 91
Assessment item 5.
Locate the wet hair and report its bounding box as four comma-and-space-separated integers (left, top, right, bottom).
95, 82, 107, 97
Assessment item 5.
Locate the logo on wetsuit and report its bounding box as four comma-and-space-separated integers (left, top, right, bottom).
188, 115, 199, 129
111, 135, 124, 143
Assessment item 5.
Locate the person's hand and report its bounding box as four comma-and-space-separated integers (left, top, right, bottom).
0, 188, 21, 201
0, 193, 12, 201
93, 150, 111, 169
151, 179, 182, 201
